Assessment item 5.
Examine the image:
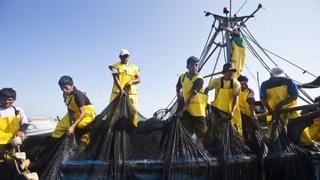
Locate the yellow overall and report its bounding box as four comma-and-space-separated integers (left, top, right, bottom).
0, 111, 21, 162
181, 73, 208, 117
52, 94, 96, 140
212, 78, 242, 135
239, 90, 251, 117
231, 36, 246, 79
308, 118, 320, 141
109, 62, 139, 127
0, 114, 20, 145
266, 85, 313, 145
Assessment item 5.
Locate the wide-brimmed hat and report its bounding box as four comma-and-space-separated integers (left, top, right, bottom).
222, 63, 236, 72
270, 67, 285, 78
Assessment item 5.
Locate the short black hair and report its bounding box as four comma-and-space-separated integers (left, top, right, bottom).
0, 88, 17, 100
58, 75, 74, 87
186, 56, 199, 67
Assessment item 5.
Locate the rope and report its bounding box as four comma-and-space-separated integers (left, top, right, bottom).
241, 29, 314, 103
262, 48, 317, 78
199, 44, 219, 72
209, 47, 223, 82
199, 20, 216, 61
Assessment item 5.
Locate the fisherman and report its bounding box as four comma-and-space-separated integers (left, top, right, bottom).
237, 75, 258, 143
303, 97, 320, 142
260, 67, 314, 148
0, 88, 29, 179
205, 62, 242, 135
176, 56, 208, 145
108, 49, 140, 127
52, 76, 96, 148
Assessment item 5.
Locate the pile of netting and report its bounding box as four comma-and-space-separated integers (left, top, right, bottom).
24, 96, 320, 179
263, 114, 316, 180
204, 107, 261, 180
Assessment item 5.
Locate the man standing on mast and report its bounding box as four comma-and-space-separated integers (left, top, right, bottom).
108, 49, 140, 127
176, 56, 208, 145
260, 67, 315, 148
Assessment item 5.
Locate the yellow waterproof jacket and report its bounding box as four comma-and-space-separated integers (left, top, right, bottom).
52, 93, 96, 138
109, 62, 139, 126
0, 108, 21, 145
212, 78, 242, 135
180, 73, 208, 117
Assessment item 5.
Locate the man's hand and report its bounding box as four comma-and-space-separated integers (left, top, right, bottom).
177, 106, 187, 118
15, 131, 24, 138
119, 88, 127, 96
67, 125, 76, 136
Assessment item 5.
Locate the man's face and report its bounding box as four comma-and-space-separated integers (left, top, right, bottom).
223, 71, 234, 79
187, 63, 199, 74
0, 97, 15, 108
60, 84, 74, 95
120, 54, 129, 64
240, 81, 248, 91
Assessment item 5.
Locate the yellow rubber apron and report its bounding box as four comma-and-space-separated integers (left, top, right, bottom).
266, 85, 313, 145
52, 94, 96, 139
212, 78, 242, 135
239, 90, 251, 117
308, 118, 320, 141
0, 108, 21, 163
181, 73, 208, 117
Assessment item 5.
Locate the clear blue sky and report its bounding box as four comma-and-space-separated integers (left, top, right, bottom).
1, 0, 319, 118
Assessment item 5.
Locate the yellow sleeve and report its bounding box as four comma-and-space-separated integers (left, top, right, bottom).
233, 79, 241, 95
207, 78, 220, 90
111, 62, 120, 71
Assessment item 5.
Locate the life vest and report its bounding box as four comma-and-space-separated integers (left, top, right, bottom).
212, 78, 242, 135
180, 73, 208, 117
52, 93, 96, 138
109, 62, 139, 127
239, 90, 251, 117
0, 107, 21, 145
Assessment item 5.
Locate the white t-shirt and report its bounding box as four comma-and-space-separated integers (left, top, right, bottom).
0, 106, 28, 125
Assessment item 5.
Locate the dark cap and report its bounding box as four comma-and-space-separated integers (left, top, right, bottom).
0, 88, 16, 100
58, 75, 74, 87
237, 75, 248, 82
222, 62, 236, 73
186, 56, 199, 66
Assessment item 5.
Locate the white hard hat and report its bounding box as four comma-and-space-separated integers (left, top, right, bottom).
270, 67, 286, 78
119, 49, 130, 56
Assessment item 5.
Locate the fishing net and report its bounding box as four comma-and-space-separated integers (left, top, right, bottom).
287, 110, 320, 145
205, 106, 260, 180
263, 114, 316, 180
159, 114, 215, 179
39, 134, 78, 179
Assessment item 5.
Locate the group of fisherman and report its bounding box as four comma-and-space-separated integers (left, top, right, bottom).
1, 48, 320, 179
